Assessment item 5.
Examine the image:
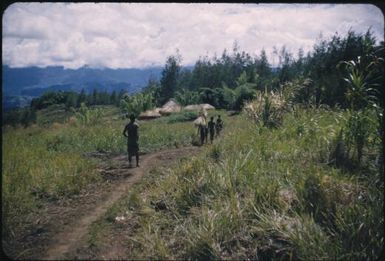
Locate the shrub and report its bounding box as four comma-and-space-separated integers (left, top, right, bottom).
243, 90, 286, 128
344, 109, 376, 163
164, 110, 199, 123
120, 92, 155, 116
74, 103, 104, 126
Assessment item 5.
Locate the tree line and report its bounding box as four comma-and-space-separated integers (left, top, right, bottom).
150, 30, 383, 111
3, 29, 384, 128
2, 89, 127, 127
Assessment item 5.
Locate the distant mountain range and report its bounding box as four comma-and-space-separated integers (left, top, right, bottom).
2, 65, 164, 110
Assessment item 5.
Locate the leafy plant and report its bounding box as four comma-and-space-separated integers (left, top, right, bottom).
74, 103, 104, 125
344, 109, 377, 163
243, 89, 286, 128
119, 91, 155, 116
175, 89, 201, 106
162, 110, 199, 124
338, 58, 379, 110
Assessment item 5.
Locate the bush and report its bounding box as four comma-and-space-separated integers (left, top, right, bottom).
344, 109, 377, 163
164, 110, 199, 123
120, 92, 155, 116
243, 90, 286, 128
74, 103, 104, 126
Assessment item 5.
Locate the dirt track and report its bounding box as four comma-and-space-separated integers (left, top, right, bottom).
32, 146, 200, 260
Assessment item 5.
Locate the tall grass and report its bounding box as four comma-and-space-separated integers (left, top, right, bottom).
101, 106, 382, 260
2, 106, 201, 240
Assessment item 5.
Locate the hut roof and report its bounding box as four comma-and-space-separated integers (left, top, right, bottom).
184, 103, 215, 111
200, 103, 215, 110
138, 108, 162, 119
159, 99, 182, 114
184, 104, 202, 111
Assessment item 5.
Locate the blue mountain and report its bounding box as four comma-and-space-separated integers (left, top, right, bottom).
2, 65, 164, 110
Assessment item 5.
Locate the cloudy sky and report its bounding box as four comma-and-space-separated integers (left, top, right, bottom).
2, 3, 384, 69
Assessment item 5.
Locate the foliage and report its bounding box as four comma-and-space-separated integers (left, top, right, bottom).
142, 78, 162, 106
232, 83, 256, 110
175, 89, 201, 106
306, 30, 379, 106
31, 91, 67, 110
337, 57, 380, 110
159, 53, 182, 105
198, 87, 222, 108
335, 45, 384, 168
343, 109, 377, 163
159, 110, 199, 124
74, 103, 104, 126
243, 89, 286, 128
2, 107, 36, 127
29, 89, 124, 112
119, 91, 155, 117
280, 77, 314, 106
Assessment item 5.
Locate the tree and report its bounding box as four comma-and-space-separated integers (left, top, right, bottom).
117, 89, 127, 106
175, 89, 200, 106
20, 107, 36, 128
143, 77, 162, 106
92, 89, 98, 105
159, 53, 182, 105
110, 90, 117, 105
120, 92, 155, 116
77, 89, 87, 107
65, 92, 78, 110
277, 45, 295, 84
307, 29, 378, 107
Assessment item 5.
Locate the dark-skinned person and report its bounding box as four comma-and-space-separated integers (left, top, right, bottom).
215, 115, 223, 137
123, 114, 139, 168
208, 116, 216, 144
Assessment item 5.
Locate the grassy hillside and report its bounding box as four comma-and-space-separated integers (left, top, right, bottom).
2, 106, 224, 240
84, 106, 383, 260
2, 103, 383, 259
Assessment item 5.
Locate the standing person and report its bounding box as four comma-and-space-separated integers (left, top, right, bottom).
216, 115, 223, 137
208, 116, 216, 144
123, 114, 139, 168
198, 123, 206, 146
204, 124, 209, 144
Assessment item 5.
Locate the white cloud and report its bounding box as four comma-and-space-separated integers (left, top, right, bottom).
2, 3, 384, 68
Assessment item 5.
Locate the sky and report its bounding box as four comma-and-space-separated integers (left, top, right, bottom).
2, 3, 384, 69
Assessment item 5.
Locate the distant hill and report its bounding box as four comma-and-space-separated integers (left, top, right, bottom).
2, 65, 164, 96
2, 65, 164, 110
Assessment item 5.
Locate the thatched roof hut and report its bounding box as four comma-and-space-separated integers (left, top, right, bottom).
184, 103, 215, 111
138, 108, 162, 120
200, 103, 215, 110
184, 104, 201, 111
159, 99, 182, 115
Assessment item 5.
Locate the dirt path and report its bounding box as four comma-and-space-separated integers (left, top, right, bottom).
38, 146, 200, 260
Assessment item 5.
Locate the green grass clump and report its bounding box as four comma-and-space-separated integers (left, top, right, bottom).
103, 107, 382, 260
158, 110, 199, 124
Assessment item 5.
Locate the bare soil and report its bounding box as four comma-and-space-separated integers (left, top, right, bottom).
3, 146, 200, 260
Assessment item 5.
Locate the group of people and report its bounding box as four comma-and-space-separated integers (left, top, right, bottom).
122, 112, 224, 168
197, 115, 223, 146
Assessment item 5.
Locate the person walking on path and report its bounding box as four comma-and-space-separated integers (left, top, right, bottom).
208, 116, 216, 144
198, 121, 206, 146
123, 114, 140, 168
215, 115, 223, 137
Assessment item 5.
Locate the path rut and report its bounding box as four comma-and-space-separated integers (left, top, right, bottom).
40, 146, 200, 260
